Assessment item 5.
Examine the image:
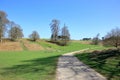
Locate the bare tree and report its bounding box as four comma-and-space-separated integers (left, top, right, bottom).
9, 22, 23, 41
29, 31, 40, 41
61, 24, 70, 40
0, 11, 9, 42
8, 21, 16, 40
58, 25, 70, 46
60, 24, 70, 45
103, 27, 120, 48
92, 33, 100, 45
50, 19, 60, 42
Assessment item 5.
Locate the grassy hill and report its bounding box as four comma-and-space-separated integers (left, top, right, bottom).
0, 39, 108, 80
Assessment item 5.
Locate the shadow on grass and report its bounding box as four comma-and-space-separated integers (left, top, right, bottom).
106, 68, 120, 80
0, 55, 60, 76
76, 49, 120, 80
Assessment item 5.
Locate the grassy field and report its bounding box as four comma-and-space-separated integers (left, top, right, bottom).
76, 49, 120, 80
0, 40, 107, 80
0, 51, 62, 80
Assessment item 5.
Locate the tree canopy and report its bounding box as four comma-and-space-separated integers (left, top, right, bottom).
29, 31, 40, 41
9, 22, 23, 41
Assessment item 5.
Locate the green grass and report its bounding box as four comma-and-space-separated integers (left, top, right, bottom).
0, 51, 62, 80
0, 41, 107, 80
76, 49, 120, 80
37, 40, 106, 52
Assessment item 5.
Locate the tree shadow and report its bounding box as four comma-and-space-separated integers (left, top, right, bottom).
90, 49, 120, 80
76, 49, 120, 80
107, 68, 120, 80
0, 55, 60, 76
98, 65, 120, 80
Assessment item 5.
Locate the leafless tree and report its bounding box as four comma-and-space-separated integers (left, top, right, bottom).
9, 22, 23, 41
29, 31, 40, 41
50, 19, 60, 42
60, 24, 70, 45
103, 27, 120, 48
0, 11, 9, 42
61, 24, 70, 40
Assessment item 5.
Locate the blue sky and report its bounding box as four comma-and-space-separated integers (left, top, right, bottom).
0, 0, 120, 40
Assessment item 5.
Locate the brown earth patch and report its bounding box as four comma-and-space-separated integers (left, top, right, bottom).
23, 40, 44, 51
0, 42, 23, 51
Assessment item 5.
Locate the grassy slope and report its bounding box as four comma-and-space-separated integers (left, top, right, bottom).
37, 40, 106, 52
76, 49, 120, 80
0, 40, 106, 80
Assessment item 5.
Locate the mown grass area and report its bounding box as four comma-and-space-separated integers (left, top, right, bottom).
76, 49, 120, 80
0, 40, 107, 80
0, 51, 62, 80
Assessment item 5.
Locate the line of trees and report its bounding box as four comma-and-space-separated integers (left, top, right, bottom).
90, 27, 120, 48
0, 10, 40, 42
82, 38, 91, 41
1, 10, 119, 48
50, 19, 70, 46
0, 11, 24, 42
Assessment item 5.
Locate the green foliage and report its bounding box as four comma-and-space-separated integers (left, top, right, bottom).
76, 49, 120, 80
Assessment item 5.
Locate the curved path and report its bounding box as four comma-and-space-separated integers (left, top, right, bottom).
56, 49, 107, 80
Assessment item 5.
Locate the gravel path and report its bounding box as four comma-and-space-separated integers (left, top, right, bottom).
56, 50, 107, 80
